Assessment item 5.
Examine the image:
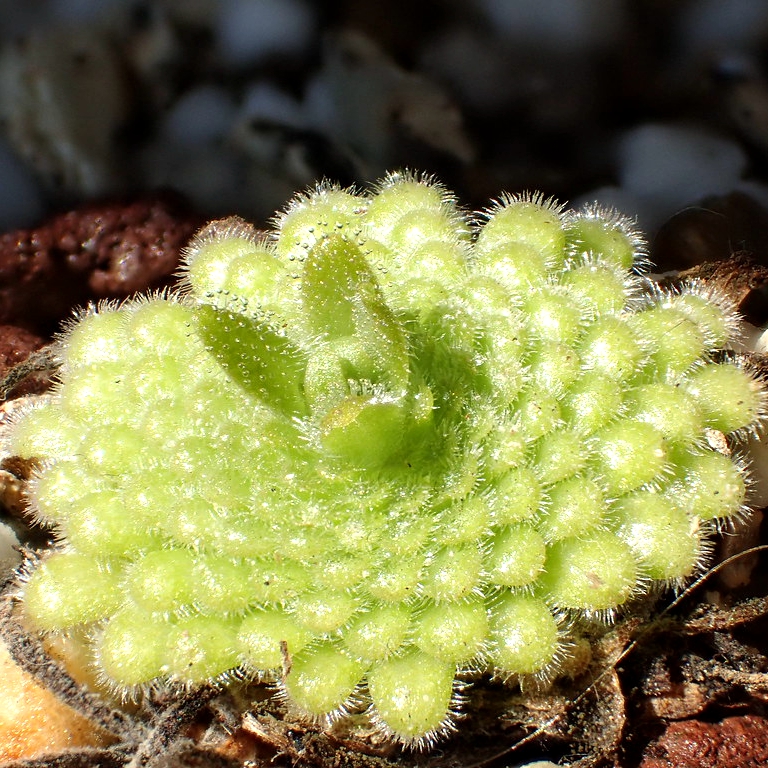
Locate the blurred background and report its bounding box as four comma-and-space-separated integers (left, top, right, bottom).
1, 0, 768, 268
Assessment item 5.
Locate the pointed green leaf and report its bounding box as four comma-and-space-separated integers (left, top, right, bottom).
195, 303, 307, 416
302, 236, 409, 394
320, 395, 405, 467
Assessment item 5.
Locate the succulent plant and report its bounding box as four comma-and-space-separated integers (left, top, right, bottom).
9, 173, 764, 747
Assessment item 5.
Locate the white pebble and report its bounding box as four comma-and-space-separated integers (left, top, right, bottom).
240, 82, 305, 128
47, 0, 130, 23
478, 0, 626, 52
0, 138, 45, 231
516, 762, 564, 768
681, 0, 768, 53
419, 28, 511, 111
141, 141, 244, 215
214, 0, 315, 67
303, 74, 336, 136
752, 325, 768, 357
734, 179, 768, 211
618, 123, 747, 220
746, 433, 768, 509
0, 28, 128, 197
0, 521, 20, 580
162, 86, 238, 147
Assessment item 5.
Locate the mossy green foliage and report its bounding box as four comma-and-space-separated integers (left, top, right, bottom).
12, 174, 763, 747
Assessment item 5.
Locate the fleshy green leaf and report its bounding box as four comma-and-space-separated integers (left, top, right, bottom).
195, 303, 307, 416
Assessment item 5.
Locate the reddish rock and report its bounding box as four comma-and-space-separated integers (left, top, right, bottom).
0, 193, 203, 334
0, 325, 48, 397
639, 715, 768, 768
0, 326, 45, 373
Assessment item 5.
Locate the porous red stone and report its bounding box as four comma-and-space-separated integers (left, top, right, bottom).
639, 714, 768, 768
0, 193, 202, 334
